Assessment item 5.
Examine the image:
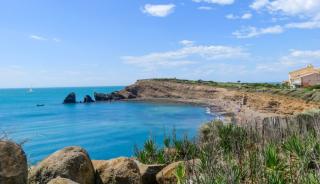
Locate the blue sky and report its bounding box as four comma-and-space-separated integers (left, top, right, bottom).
1, 0, 320, 88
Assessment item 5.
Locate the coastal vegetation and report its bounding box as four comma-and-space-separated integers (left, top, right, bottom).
144, 78, 320, 103
135, 110, 320, 184
148, 78, 285, 89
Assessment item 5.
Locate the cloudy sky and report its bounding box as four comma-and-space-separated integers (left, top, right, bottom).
1, 0, 320, 88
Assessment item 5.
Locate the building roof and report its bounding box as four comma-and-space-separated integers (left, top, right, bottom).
289, 64, 320, 79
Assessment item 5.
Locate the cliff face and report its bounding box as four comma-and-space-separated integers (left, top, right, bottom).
120, 79, 221, 99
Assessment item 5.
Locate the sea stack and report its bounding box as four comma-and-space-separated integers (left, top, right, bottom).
83, 95, 95, 103
63, 92, 77, 104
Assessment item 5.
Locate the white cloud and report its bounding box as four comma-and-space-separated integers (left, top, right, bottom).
253, 49, 320, 78
261, 49, 320, 72
233, 25, 284, 38
288, 49, 320, 59
142, 4, 175, 17
232, 13, 320, 39
122, 43, 248, 70
29, 35, 62, 42
179, 40, 194, 47
197, 6, 213, 10
226, 13, 252, 20
285, 20, 320, 29
269, 0, 320, 16
226, 14, 237, 19
242, 13, 253, 19
192, 0, 234, 5
250, 0, 320, 18
250, 0, 269, 10
29, 35, 47, 41
245, 0, 320, 38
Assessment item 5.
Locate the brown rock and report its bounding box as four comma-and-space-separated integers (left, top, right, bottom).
156, 159, 200, 184
93, 157, 141, 184
48, 177, 80, 184
137, 162, 165, 184
0, 140, 28, 184
28, 146, 95, 184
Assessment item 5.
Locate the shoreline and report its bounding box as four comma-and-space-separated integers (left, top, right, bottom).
122, 97, 231, 121
93, 79, 320, 125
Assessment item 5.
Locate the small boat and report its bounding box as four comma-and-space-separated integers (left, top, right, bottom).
36, 104, 45, 107
28, 88, 33, 93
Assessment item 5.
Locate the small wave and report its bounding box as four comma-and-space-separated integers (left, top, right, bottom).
206, 107, 213, 115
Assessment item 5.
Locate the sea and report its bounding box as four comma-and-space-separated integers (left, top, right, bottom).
0, 86, 214, 164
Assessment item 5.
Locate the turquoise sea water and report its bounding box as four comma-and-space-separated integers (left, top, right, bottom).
0, 87, 213, 164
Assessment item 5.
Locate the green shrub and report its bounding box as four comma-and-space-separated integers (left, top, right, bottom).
136, 114, 320, 183
134, 132, 198, 164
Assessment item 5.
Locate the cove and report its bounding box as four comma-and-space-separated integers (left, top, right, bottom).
0, 87, 214, 164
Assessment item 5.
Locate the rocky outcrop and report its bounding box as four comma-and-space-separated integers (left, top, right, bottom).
156, 159, 200, 184
137, 162, 165, 184
94, 92, 126, 101
48, 177, 80, 184
28, 146, 95, 184
92, 157, 141, 184
63, 93, 77, 104
83, 95, 95, 103
94, 92, 109, 101
0, 140, 28, 184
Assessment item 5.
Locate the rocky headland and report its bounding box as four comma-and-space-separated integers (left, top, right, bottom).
91, 79, 320, 125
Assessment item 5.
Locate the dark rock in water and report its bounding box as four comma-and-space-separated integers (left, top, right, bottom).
110, 92, 125, 100
83, 95, 95, 103
0, 140, 28, 184
93, 85, 139, 102
94, 92, 110, 101
63, 92, 76, 104
94, 92, 126, 101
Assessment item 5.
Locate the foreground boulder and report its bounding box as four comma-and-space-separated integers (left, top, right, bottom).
136, 162, 165, 184
156, 159, 200, 184
63, 92, 77, 104
83, 95, 95, 103
93, 157, 141, 184
28, 146, 95, 184
0, 140, 28, 184
48, 177, 80, 184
